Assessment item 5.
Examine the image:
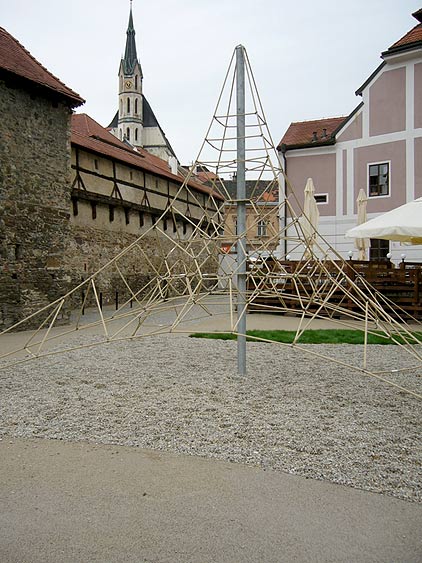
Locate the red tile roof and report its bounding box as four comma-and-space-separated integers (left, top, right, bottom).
278, 116, 347, 150
259, 189, 278, 203
71, 114, 223, 200
387, 23, 422, 51
196, 170, 220, 183
0, 27, 84, 106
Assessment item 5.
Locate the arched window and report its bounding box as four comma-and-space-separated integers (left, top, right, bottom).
135, 75, 138, 89
120, 99, 123, 115
126, 127, 130, 141
135, 128, 138, 142
127, 97, 130, 113
135, 98, 138, 114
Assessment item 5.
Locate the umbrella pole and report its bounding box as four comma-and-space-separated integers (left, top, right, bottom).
236, 45, 247, 376
363, 300, 369, 370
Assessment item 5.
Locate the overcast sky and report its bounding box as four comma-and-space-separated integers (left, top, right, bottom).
2, 0, 420, 163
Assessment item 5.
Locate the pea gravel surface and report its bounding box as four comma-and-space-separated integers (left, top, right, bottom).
0, 334, 421, 503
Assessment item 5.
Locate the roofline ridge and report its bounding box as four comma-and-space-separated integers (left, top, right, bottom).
289, 115, 347, 125
0, 26, 84, 104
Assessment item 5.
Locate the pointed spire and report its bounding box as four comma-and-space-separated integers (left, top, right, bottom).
123, 1, 139, 75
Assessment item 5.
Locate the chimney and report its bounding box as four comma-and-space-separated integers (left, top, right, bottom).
312, 131, 318, 142
168, 156, 178, 175
321, 128, 327, 139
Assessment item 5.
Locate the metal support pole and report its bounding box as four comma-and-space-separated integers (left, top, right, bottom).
236, 45, 247, 376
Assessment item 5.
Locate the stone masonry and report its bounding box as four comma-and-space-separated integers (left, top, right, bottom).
0, 77, 74, 329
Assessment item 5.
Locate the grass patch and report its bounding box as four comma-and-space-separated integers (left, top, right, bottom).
189, 329, 422, 345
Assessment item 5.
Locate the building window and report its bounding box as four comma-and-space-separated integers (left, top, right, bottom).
233, 219, 237, 235
183, 221, 187, 235
139, 211, 144, 227
94, 159, 99, 171
72, 197, 78, 216
163, 218, 168, 231
126, 127, 130, 141
368, 162, 389, 197
109, 205, 115, 222
14, 244, 22, 260
370, 239, 389, 261
135, 98, 138, 114
91, 202, 97, 220
135, 128, 138, 142
257, 220, 267, 237
314, 194, 328, 204
124, 208, 130, 225
127, 97, 130, 113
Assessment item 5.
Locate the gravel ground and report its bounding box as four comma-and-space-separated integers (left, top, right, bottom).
0, 334, 421, 503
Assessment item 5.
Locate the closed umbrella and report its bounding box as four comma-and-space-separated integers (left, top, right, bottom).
356, 189, 369, 260
301, 178, 320, 258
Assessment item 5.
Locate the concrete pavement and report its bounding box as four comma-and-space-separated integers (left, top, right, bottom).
0, 438, 421, 563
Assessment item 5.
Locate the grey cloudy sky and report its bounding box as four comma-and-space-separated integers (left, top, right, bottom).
2, 0, 420, 163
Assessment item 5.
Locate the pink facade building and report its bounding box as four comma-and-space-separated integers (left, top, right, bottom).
278, 9, 422, 263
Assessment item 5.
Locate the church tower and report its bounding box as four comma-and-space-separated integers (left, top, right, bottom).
108, 2, 178, 166
116, 2, 143, 147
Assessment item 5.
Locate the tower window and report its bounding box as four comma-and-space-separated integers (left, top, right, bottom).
91, 202, 97, 220
126, 127, 130, 141
127, 97, 130, 113
72, 197, 78, 216
109, 205, 115, 223
14, 244, 22, 260
119, 129, 122, 140
135, 75, 138, 89
135, 98, 138, 114
139, 211, 144, 227
124, 208, 130, 225
135, 128, 138, 142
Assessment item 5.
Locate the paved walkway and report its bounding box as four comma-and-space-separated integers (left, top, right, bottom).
0, 295, 399, 359
0, 438, 421, 563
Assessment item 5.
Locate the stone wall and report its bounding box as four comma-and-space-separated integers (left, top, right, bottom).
0, 77, 74, 329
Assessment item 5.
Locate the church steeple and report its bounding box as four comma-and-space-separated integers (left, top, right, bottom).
123, 3, 142, 76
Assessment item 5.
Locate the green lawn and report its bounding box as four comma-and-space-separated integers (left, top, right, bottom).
189, 329, 422, 345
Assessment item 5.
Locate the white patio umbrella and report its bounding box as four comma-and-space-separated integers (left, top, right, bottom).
301, 178, 320, 258
345, 197, 422, 245
355, 189, 369, 260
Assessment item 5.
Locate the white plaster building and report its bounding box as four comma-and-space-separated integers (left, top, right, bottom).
278, 9, 422, 263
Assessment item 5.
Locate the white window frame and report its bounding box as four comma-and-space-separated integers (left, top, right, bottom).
257, 219, 267, 237
367, 160, 391, 199
314, 193, 329, 205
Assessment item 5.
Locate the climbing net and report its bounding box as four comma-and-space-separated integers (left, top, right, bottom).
0, 47, 421, 399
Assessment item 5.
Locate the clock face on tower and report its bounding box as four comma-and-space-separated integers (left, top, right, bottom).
125, 80, 132, 88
